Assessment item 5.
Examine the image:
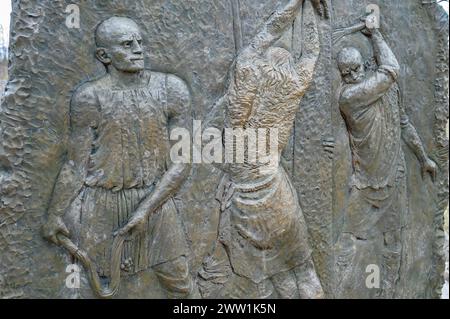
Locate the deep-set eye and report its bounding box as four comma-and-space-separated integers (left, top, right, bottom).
123, 41, 133, 48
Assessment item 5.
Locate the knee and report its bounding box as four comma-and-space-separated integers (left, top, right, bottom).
383, 230, 401, 251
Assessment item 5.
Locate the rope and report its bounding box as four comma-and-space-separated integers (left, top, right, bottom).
57, 233, 126, 299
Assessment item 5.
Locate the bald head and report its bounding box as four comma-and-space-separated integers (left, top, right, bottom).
337, 47, 365, 84
94, 17, 145, 73
337, 47, 363, 71
95, 17, 141, 48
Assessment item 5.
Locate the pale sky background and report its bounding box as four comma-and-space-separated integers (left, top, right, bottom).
0, 1, 448, 46
0, 0, 12, 46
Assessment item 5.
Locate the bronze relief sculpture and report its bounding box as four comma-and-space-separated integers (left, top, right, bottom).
0, 0, 447, 299
335, 24, 437, 299
42, 17, 197, 298
200, 0, 326, 299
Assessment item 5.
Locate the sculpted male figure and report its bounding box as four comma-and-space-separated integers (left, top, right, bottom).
336, 24, 437, 297
200, 0, 327, 299
42, 17, 197, 298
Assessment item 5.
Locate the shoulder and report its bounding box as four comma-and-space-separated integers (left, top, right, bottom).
146, 71, 190, 97
233, 47, 261, 84
70, 78, 103, 125
339, 84, 354, 107
71, 77, 103, 107
236, 47, 260, 69
166, 73, 189, 93
339, 83, 364, 115
161, 73, 191, 103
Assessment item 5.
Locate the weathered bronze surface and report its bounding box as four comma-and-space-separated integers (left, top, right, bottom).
0, 0, 448, 299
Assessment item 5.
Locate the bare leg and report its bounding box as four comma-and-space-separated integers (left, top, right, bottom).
378, 229, 402, 299
271, 270, 300, 299
153, 256, 199, 299
294, 257, 324, 299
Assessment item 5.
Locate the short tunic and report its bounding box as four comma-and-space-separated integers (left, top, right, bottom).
340, 71, 409, 237
85, 72, 171, 191
341, 71, 406, 190
217, 166, 312, 284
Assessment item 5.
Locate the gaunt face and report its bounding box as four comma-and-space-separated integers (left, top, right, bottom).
337, 47, 365, 84
95, 17, 145, 73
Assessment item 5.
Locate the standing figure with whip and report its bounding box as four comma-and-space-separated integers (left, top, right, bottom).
43, 16, 198, 299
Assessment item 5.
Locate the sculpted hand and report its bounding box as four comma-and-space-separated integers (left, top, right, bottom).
421, 157, 438, 183
114, 212, 147, 237
360, 16, 379, 37
42, 215, 70, 245
322, 137, 336, 160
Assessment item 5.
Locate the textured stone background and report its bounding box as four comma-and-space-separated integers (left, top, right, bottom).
0, 0, 448, 298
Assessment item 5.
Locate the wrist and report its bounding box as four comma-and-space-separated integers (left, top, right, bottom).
418, 153, 428, 165
135, 203, 156, 220
371, 29, 382, 40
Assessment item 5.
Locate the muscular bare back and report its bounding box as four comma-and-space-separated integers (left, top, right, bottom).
228, 46, 307, 152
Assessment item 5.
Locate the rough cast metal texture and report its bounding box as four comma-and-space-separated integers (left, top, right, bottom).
0, 0, 448, 299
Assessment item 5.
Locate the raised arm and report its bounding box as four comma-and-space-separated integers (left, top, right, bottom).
371, 29, 400, 74
249, 0, 328, 54
250, 0, 303, 53
42, 85, 98, 245
227, 56, 259, 128
340, 29, 401, 110
295, 0, 320, 87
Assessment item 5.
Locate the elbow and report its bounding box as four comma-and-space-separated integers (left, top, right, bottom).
180, 162, 192, 180
391, 63, 400, 79
167, 163, 191, 188
384, 61, 400, 80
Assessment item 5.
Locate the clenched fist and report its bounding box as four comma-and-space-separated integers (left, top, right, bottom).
42, 215, 70, 245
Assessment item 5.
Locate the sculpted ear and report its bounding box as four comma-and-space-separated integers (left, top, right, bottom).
96, 48, 111, 65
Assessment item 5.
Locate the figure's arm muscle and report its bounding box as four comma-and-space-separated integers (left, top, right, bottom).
250, 0, 303, 53
47, 86, 97, 218
399, 91, 427, 164
295, 0, 320, 90
228, 56, 259, 128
